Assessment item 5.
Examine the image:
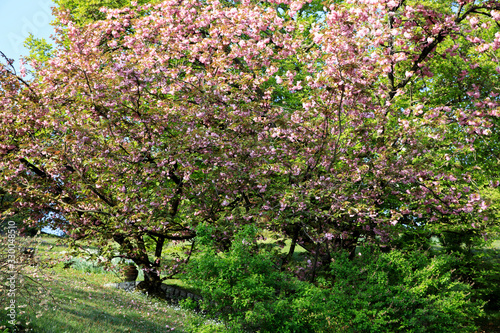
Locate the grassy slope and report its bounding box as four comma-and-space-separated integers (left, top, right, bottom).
21, 268, 192, 333
2, 235, 221, 333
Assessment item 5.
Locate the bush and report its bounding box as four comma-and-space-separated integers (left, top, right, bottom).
326, 247, 483, 332
445, 250, 500, 313
67, 257, 108, 274
183, 225, 484, 332
433, 229, 500, 313
0, 308, 14, 333
183, 224, 324, 332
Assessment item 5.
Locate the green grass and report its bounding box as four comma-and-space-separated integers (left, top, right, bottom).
18, 268, 192, 332
1, 234, 226, 333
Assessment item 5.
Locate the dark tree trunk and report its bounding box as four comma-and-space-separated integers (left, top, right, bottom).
137, 269, 163, 295
347, 230, 361, 260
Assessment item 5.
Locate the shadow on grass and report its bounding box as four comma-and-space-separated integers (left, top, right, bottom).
24, 276, 185, 333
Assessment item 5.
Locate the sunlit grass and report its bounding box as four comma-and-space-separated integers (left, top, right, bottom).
17, 266, 197, 333
6, 234, 225, 333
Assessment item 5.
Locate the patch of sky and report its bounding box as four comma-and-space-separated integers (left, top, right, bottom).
0, 0, 55, 59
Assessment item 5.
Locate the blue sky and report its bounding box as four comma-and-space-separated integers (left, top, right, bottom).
0, 0, 62, 235
0, 0, 55, 66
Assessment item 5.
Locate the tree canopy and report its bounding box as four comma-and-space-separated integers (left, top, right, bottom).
1, 0, 499, 289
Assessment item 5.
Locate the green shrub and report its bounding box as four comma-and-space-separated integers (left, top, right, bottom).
433, 230, 500, 313
68, 257, 108, 274
392, 228, 433, 251
474, 254, 500, 312
445, 250, 500, 313
183, 224, 324, 332
183, 225, 484, 332
0, 308, 13, 333
326, 247, 483, 332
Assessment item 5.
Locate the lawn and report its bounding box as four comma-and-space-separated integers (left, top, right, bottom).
1, 234, 224, 333
18, 270, 188, 332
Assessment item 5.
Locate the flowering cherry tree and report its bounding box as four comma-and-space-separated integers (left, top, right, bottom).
1, 0, 499, 290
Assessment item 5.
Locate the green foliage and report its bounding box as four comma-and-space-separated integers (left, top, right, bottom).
23, 34, 53, 63
54, 0, 161, 25
327, 248, 483, 333
184, 224, 324, 332
481, 187, 500, 239
444, 249, 500, 313
392, 227, 433, 251
0, 308, 14, 333
475, 255, 500, 312
182, 314, 230, 333
438, 230, 482, 253
65, 257, 108, 274
0, 189, 34, 236
184, 225, 483, 332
